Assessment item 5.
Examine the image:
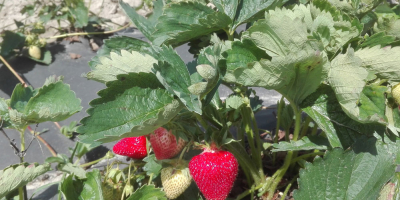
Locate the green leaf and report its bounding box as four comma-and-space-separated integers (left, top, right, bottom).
223, 39, 269, 80
142, 155, 162, 178
293, 136, 399, 200
5, 78, 81, 128
86, 50, 157, 83
89, 36, 155, 70
242, 9, 308, 57
152, 1, 231, 46
27, 49, 52, 65
358, 32, 395, 49
10, 84, 36, 113
1, 31, 25, 57
60, 170, 104, 200
231, 0, 279, 31
0, 163, 51, 199
69, 1, 89, 28
126, 185, 167, 200
120, 1, 160, 42
271, 136, 330, 152
329, 48, 389, 124
78, 73, 183, 145
23, 80, 82, 123
153, 46, 202, 114
301, 85, 384, 148
59, 163, 87, 179
212, 0, 239, 21
354, 46, 400, 82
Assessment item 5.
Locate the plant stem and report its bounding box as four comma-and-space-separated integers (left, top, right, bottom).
273, 96, 284, 165
311, 124, 318, 136
69, 142, 79, 163
267, 151, 293, 199
236, 183, 264, 200
242, 106, 262, 170
0, 55, 26, 85
46, 24, 130, 39
299, 116, 312, 139
19, 128, 27, 200
194, 113, 208, 130
27, 126, 57, 157
289, 116, 312, 172
290, 152, 324, 164
265, 100, 302, 200
279, 174, 299, 200
148, 173, 153, 185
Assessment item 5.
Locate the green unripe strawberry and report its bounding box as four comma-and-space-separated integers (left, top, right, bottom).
28, 46, 41, 59
38, 38, 47, 48
161, 166, 192, 199
25, 35, 35, 45
102, 178, 123, 200
392, 83, 400, 105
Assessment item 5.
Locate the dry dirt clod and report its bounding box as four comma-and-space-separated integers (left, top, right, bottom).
69, 53, 81, 59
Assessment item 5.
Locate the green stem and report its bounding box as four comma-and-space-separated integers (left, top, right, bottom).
18, 188, 23, 200
249, 105, 262, 157
242, 106, 262, 170
279, 175, 299, 200
299, 116, 312, 139
311, 124, 318, 136
267, 151, 293, 200
273, 96, 285, 165
148, 173, 153, 185
290, 104, 302, 141
266, 99, 302, 200
284, 128, 290, 142
290, 152, 324, 164
290, 116, 312, 172
280, 183, 292, 200
69, 142, 79, 163
46, 24, 129, 39
236, 183, 264, 200
224, 29, 234, 41
194, 113, 208, 130
19, 128, 27, 200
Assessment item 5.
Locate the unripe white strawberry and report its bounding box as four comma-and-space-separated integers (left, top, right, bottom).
28, 46, 41, 59
161, 166, 192, 199
392, 83, 400, 105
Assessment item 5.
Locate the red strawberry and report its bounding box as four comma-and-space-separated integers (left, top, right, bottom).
149, 127, 186, 160
189, 144, 238, 200
113, 136, 147, 159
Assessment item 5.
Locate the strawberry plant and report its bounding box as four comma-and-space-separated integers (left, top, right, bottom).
74, 0, 400, 198
2, 0, 400, 199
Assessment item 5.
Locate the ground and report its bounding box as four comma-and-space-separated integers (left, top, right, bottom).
0, 0, 149, 40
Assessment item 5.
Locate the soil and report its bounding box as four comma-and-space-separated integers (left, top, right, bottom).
0, 0, 150, 41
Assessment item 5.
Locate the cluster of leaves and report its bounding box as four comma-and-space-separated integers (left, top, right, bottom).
77, 0, 400, 198
2, 0, 400, 199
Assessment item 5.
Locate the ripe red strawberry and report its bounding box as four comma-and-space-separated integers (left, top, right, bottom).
112, 136, 147, 159
149, 127, 186, 160
189, 144, 238, 200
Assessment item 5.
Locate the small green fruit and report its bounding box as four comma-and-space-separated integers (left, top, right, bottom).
161, 166, 192, 199
25, 35, 35, 45
28, 46, 41, 59
392, 83, 400, 105
38, 38, 47, 48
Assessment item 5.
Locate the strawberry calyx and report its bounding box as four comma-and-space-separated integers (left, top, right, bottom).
194, 141, 221, 153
